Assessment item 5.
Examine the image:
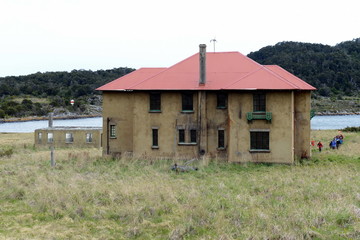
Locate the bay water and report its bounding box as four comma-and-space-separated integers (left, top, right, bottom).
0, 115, 359, 133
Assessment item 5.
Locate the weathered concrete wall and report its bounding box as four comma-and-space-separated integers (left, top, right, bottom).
132, 91, 199, 159
102, 92, 134, 156
205, 92, 228, 159
294, 91, 312, 159
228, 91, 295, 164
34, 127, 102, 148
102, 90, 312, 163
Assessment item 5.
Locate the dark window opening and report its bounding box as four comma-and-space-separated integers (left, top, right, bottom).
182, 92, 193, 111
250, 131, 269, 150
217, 93, 227, 109
152, 129, 158, 147
179, 129, 185, 143
150, 92, 161, 111
190, 129, 197, 143
218, 129, 225, 148
253, 93, 266, 112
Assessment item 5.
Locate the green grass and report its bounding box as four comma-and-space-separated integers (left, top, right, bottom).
0, 132, 359, 239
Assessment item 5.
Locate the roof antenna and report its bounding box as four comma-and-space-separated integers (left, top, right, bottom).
210, 38, 217, 52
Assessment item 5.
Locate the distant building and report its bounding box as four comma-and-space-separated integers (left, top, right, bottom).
34, 126, 102, 148
97, 45, 316, 163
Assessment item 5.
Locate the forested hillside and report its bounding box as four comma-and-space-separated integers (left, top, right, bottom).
0, 68, 134, 118
1, 38, 360, 119
247, 38, 360, 97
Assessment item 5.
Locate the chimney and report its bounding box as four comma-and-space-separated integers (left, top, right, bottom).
199, 44, 206, 85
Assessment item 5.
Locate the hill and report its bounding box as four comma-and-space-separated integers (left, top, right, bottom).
0, 68, 134, 118
247, 38, 360, 97
1, 38, 360, 119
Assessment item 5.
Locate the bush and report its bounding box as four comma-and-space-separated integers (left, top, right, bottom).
0, 109, 5, 118
0, 147, 14, 157
341, 126, 360, 132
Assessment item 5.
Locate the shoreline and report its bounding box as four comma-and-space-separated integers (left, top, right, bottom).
314, 112, 360, 116
0, 114, 101, 123
1, 112, 360, 123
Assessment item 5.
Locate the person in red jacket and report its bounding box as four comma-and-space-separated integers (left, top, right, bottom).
317, 141, 323, 152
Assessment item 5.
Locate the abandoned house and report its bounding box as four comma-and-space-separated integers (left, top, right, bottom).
34, 126, 102, 148
97, 44, 316, 163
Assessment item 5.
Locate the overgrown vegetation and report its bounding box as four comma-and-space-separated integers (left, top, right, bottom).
0, 146, 13, 158
0, 131, 359, 239
311, 95, 360, 114
342, 126, 360, 132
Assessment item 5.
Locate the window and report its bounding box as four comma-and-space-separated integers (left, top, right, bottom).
217, 92, 227, 109
152, 128, 158, 148
250, 131, 270, 151
47, 133, 53, 143
253, 93, 266, 112
178, 129, 185, 143
65, 133, 73, 143
38, 132, 42, 144
86, 133, 93, 143
182, 92, 193, 111
218, 129, 225, 149
150, 92, 161, 112
109, 125, 116, 138
178, 128, 198, 145
190, 129, 197, 143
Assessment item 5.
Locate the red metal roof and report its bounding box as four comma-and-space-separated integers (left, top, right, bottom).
96, 52, 316, 91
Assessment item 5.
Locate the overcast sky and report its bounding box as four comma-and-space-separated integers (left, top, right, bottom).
0, 0, 359, 77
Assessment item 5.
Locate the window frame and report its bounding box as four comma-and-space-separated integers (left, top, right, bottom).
190, 129, 197, 143
216, 92, 227, 109
38, 132, 42, 144
109, 125, 116, 139
47, 132, 53, 143
178, 129, 185, 143
250, 130, 270, 152
86, 133, 93, 143
152, 128, 159, 148
149, 92, 161, 112
65, 133, 74, 143
253, 92, 266, 112
181, 92, 194, 112
218, 129, 225, 149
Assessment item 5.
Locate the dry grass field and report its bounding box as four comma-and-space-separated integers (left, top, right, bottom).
0, 131, 359, 239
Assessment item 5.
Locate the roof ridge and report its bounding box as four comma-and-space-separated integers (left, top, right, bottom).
224, 65, 302, 90
128, 53, 199, 89
223, 66, 263, 89
265, 65, 315, 89
127, 68, 168, 89
262, 66, 300, 89
96, 68, 145, 91
220, 52, 266, 89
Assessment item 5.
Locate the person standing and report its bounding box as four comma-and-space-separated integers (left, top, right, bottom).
330, 139, 337, 149
317, 141, 323, 152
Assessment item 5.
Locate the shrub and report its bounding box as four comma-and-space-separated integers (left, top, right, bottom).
341, 126, 360, 132
0, 147, 14, 157
0, 109, 5, 118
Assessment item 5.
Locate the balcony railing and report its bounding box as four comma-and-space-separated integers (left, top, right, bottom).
247, 111, 272, 123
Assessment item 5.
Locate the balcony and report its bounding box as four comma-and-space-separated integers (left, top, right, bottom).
247, 111, 272, 123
